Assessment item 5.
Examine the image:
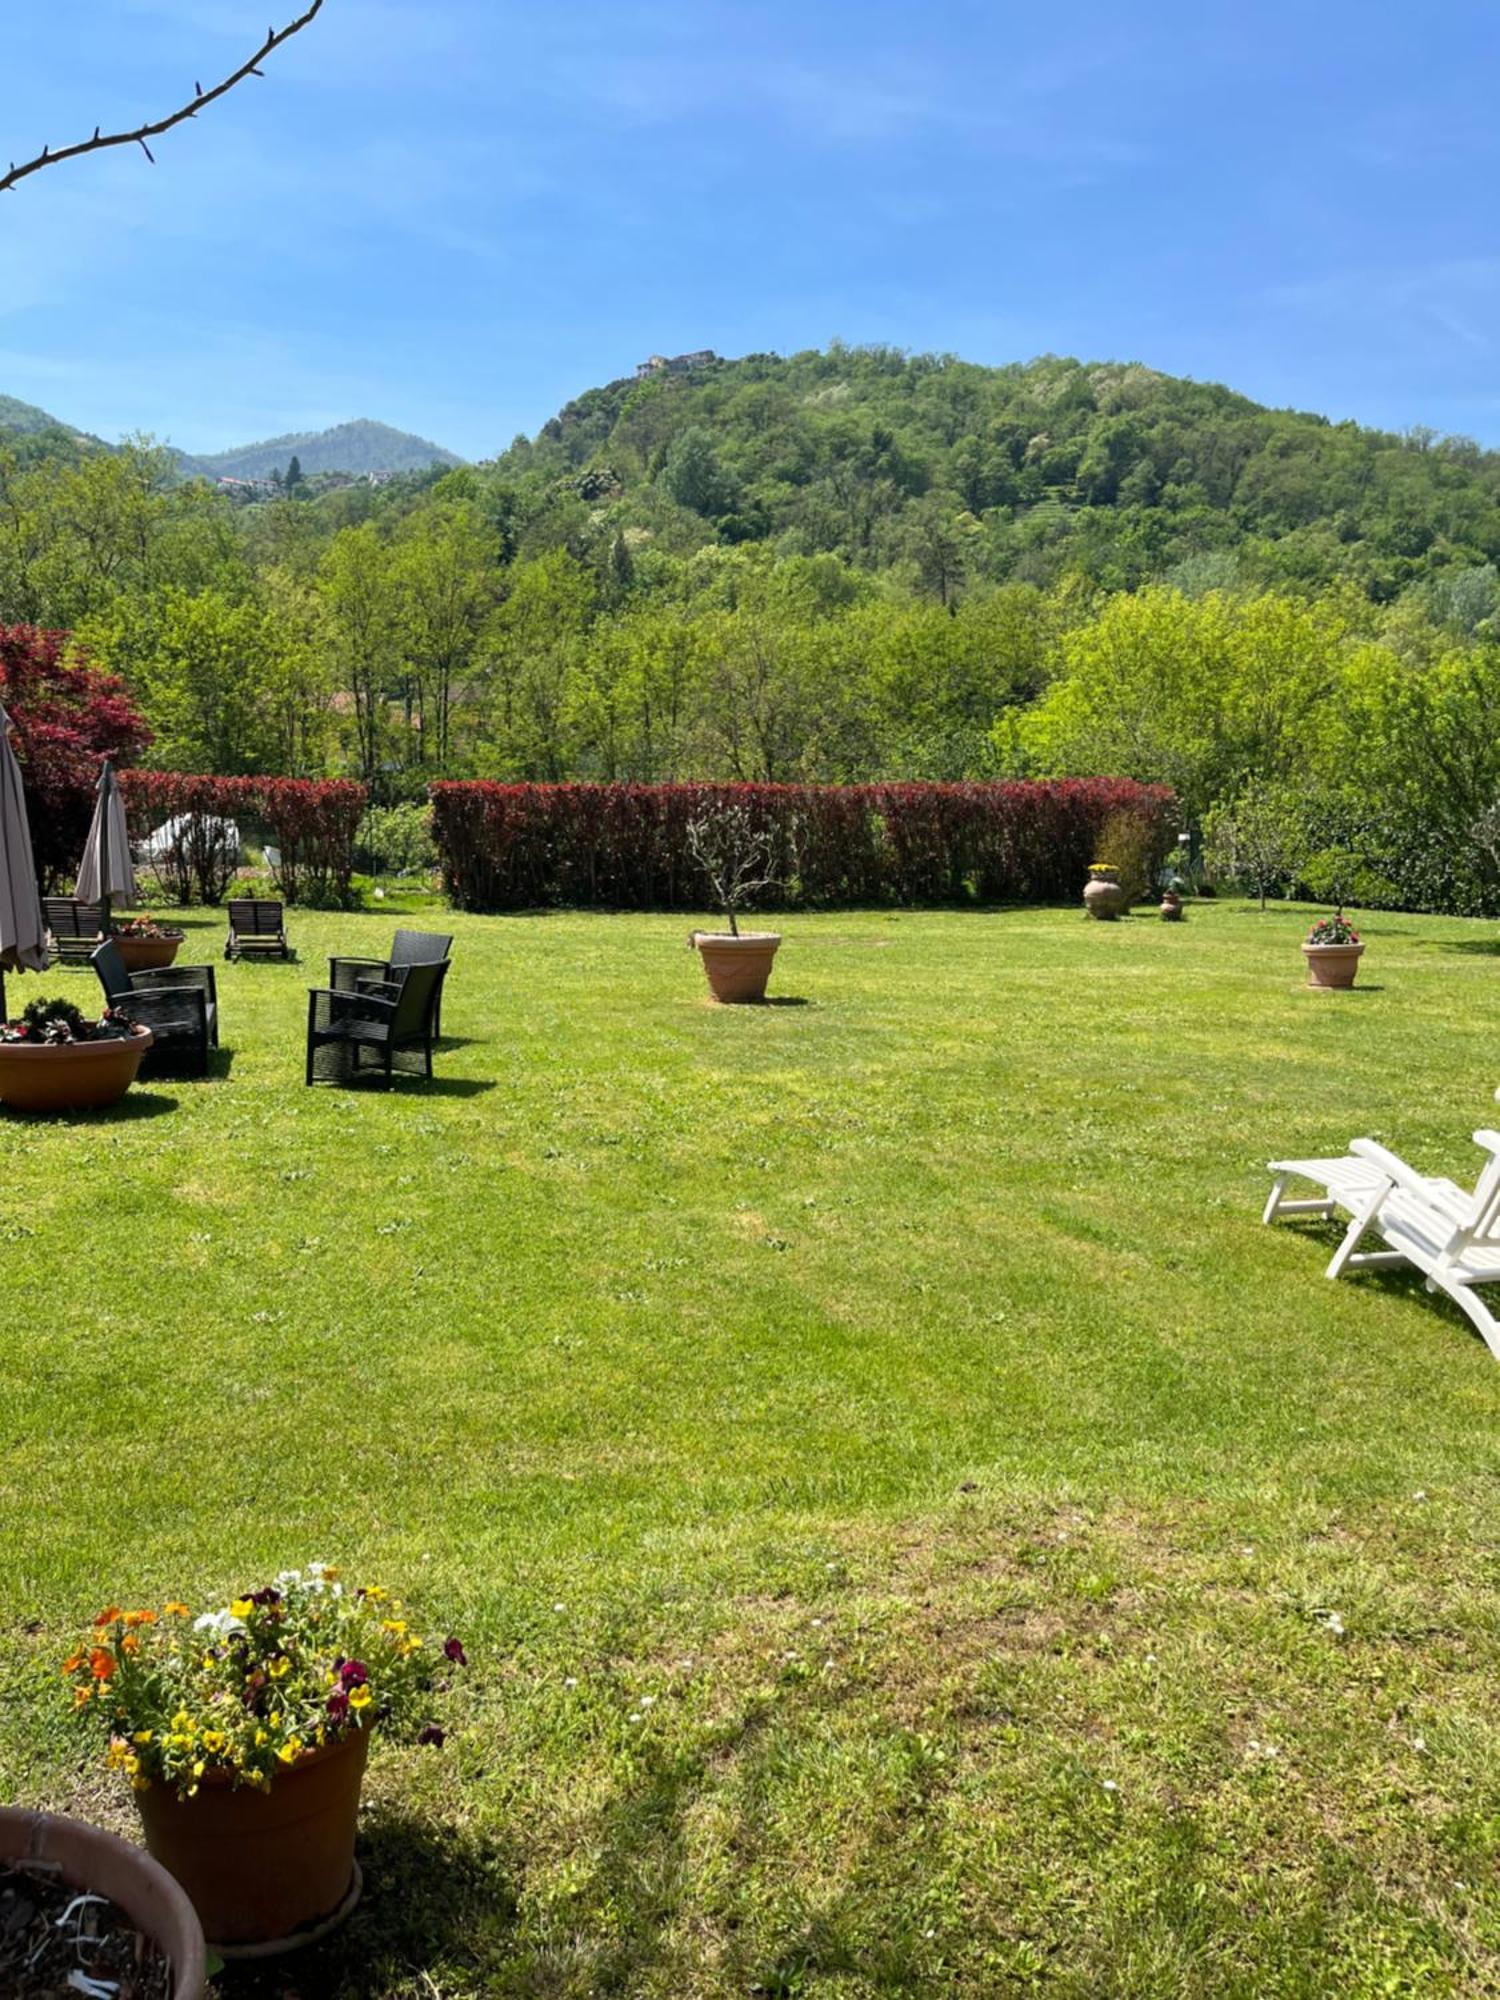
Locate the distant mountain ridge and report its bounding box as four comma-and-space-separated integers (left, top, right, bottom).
0, 400, 463, 479
186, 419, 465, 481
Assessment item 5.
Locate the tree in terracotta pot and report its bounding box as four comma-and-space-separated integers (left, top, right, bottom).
686, 802, 792, 1002
66, 1564, 467, 1958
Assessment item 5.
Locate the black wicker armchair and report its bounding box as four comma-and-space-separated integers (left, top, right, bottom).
92, 939, 219, 1077
305, 957, 448, 1088
328, 929, 454, 1037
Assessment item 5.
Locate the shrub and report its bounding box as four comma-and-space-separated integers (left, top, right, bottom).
0, 627, 152, 891
429, 780, 1178, 914
356, 801, 437, 879
119, 774, 367, 906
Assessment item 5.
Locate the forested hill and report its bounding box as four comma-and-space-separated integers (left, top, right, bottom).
494, 346, 1500, 598
189, 419, 464, 482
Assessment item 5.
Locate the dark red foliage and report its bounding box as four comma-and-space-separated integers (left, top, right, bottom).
0, 626, 152, 891
119, 772, 367, 905
428, 780, 1178, 913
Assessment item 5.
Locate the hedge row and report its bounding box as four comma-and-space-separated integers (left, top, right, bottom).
119, 773, 367, 905
428, 780, 1178, 913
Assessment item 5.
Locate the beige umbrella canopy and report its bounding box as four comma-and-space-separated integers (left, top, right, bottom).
75, 758, 137, 930
0, 703, 47, 1018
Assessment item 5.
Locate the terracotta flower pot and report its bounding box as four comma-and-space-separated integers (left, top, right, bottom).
1083, 874, 1127, 921
135, 1727, 369, 1956
114, 933, 183, 973
1302, 941, 1365, 989
692, 930, 782, 1003
0, 1025, 153, 1113
0, 1805, 206, 1999
1159, 892, 1184, 921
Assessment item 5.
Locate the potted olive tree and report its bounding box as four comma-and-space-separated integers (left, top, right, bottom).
686, 803, 789, 1003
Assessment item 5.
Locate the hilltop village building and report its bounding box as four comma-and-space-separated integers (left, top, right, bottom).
635, 350, 718, 380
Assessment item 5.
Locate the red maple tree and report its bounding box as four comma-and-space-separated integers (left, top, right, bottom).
0, 627, 152, 890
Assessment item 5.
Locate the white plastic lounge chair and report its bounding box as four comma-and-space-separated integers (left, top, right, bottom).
1263, 1153, 1466, 1227
1294, 1132, 1500, 1360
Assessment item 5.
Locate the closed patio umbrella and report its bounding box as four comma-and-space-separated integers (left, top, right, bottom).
0, 701, 47, 1021
75, 757, 137, 934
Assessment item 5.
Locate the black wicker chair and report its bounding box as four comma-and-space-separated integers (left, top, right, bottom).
305, 958, 448, 1089
43, 898, 106, 966
226, 899, 289, 961
92, 939, 219, 1077
328, 928, 454, 1036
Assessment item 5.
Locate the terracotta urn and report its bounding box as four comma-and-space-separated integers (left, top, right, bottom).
0, 1805, 206, 1998
1302, 941, 1364, 990
0, 1025, 153, 1113
114, 933, 183, 973
135, 1728, 368, 1956
691, 930, 781, 1003
1083, 870, 1127, 921
1159, 891, 1184, 921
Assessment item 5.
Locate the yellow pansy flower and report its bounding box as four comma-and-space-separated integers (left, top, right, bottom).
348, 1685, 372, 1711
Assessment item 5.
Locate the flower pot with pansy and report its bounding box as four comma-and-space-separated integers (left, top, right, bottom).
65, 1565, 466, 1957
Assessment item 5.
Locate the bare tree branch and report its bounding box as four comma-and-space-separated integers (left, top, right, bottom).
2, 2, 325, 195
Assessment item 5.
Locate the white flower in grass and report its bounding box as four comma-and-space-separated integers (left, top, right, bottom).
640, 1695, 655, 1707
1413, 1490, 1428, 1503
1101, 1779, 1118, 1794
564, 1676, 578, 1689
194, 1608, 246, 1638
1320, 1611, 1345, 1638
1413, 1735, 1427, 1753
627, 1711, 642, 1723
552, 1602, 566, 1613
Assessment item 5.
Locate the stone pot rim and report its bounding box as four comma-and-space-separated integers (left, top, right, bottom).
0, 1804, 206, 1999
0, 1025, 154, 1057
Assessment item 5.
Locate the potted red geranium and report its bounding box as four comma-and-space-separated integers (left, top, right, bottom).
112, 914, 185, 973
0, 998, 152, 1114
1302, 911, 1364, 989
66, 1563, 466, 1958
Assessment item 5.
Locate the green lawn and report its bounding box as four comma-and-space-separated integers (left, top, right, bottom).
3, 897, 1500, 1996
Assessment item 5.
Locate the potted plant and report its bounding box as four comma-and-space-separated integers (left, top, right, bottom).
0, 999, 153, 1114
686, 803, 789, 1002
1159, 887, 1185, 921
65, 1563, 467, 1957
1, 1805, 206, 1997
1302, 911, 1364, 989
1083, 863, 1127, 921
112, 914, 185, 974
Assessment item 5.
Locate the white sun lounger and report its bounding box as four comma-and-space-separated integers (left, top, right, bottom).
1267, 1132, 1500, 1361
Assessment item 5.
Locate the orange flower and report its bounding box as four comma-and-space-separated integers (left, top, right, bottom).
93, 1607, 122, 1628
88, 1648, 116, 1681
121, 1634, 139, 1655
163, 1601, 190, 1618
62, 1651, 86, 1676
73, 1686, 92, 1708
123, 1610, 157, 1628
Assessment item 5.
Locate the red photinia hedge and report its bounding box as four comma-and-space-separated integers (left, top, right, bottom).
428, 780, 1178, 913
119, 772, 367, 905
0, 626, 152, 890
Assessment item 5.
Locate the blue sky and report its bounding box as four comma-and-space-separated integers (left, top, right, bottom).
4, 0, 1499, 460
